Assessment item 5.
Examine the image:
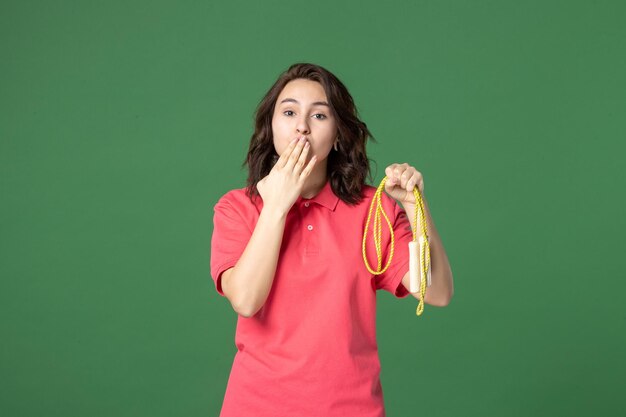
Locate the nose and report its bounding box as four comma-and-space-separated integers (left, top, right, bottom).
296, 115, 310, 135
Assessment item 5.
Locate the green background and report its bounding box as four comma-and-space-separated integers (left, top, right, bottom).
2, 1, 624, 416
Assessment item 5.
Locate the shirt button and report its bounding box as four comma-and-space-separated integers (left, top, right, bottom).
304, 202, 310, 207
307, 225, 313, 231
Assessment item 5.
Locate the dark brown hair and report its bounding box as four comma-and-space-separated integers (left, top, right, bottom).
243, 62, 377, 206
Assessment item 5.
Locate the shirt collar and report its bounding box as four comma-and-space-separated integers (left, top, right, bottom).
297, 179, 339, 211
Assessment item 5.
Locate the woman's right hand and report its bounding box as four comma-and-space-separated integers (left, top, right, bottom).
256, 137, 317, 215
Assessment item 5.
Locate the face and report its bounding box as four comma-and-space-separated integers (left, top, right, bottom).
271, 78, 338, 166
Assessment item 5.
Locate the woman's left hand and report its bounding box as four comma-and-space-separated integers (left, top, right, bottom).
384, 163, 425, 205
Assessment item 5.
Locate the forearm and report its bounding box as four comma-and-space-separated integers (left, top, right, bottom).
403, 197, 454, 305
224, 207, 287, 317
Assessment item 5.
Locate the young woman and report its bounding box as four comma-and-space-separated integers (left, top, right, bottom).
210, 62, 454, 417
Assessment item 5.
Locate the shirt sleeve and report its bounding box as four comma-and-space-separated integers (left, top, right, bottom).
373, 195, 414, 298
210, 193, 253, 297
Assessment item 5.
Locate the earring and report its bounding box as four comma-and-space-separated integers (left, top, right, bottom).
334, 140, 339, 151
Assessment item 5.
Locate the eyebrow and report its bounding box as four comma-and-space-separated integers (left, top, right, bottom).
279, 98, 330, 107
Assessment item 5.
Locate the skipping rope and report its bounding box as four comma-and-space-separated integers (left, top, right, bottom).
362, 176, 432, 316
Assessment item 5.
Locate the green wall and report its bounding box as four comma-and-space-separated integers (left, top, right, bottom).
1, 1, 624, 416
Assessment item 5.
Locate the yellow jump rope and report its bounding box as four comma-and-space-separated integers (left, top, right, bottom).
362, 176, 432, 316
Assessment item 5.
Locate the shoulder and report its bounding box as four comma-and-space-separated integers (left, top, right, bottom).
213, 187, 262, 226
215, 187, 247, 206
361, 183, 377, 197
357, 183, 403, 212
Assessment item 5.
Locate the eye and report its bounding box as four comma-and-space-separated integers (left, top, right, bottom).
283, 110, 295, 116
312, 113, 327, 120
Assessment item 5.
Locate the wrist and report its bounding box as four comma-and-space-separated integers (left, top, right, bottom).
260, 205, 289, 221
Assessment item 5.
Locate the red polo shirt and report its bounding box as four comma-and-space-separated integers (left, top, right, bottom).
210, 179, 413, 417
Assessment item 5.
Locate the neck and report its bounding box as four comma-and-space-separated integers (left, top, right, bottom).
301, 160, 327, 199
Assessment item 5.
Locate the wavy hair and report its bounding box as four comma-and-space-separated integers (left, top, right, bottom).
243, 62, 377, 206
